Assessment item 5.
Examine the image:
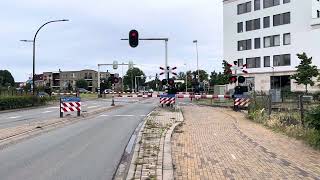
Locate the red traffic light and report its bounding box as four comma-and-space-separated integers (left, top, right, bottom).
229, 76, 237, 84
129, 29, 139, 48
113, 77, 119, 84
168, 78, 175, 86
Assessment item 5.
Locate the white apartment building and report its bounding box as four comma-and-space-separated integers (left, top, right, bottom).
223, 0, 320, 93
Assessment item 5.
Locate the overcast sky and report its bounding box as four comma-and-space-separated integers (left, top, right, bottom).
1, 0, 223, 82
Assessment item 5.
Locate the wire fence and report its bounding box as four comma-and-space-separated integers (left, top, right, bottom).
249, 93, 320, 125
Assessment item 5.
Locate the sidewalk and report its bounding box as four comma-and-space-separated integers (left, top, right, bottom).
172, 105, 320, 180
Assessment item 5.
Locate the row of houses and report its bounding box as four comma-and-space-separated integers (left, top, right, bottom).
33, 69, 111, 92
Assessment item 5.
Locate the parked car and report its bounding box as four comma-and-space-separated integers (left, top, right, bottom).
148, 89, 154, 93
37, 92, 49, 97
78, 88, 90, 93
104, 89, 112, 94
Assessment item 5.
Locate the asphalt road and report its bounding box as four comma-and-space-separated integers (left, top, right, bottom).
0, 98, 157, 180
0, 98, 139, 129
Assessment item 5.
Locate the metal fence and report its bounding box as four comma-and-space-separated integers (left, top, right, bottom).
249, 93, 320, 124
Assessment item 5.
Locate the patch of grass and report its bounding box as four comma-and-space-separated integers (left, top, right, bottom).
248, 109, 320, 149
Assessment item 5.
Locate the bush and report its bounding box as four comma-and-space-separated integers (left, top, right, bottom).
0, 96, 56, 110
305, 129, 320, 149
305, 105, 320, 130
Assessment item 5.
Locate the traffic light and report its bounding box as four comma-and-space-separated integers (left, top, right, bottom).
229, 76, 237, 84
238, 76, 245, 83
234, 86, 248, 95
162, 79, 167, 85
235, 86, 242, 95
129, 29, 139, 48
109, 74, 119, 84
168, 78, 175, 86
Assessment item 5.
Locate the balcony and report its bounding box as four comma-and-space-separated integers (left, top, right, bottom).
311, 18, 320, 27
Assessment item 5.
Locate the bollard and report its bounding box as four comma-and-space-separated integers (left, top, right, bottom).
77, 111, 80, 117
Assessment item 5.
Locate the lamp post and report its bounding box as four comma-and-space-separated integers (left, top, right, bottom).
193, 40, 199, 81
184, 63, 188, 93
22, 19, 69, 96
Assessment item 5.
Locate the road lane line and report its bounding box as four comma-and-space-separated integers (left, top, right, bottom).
100, 115, 110, 117
88, 106, 99, 109
8, 116, 21, 119
114, 115, 135, 117
42, 111, 53, 114
140, 115, 146, 117
46, 107, 59, 109
231, 154, 236, 160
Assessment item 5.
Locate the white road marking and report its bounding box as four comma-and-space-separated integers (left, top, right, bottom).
100, 114, 110, 117
140, 115, 146, 117
8, 116, 21, 119
42, 111, 53, 114
46, 107, 59, 109
231, 154, 236, 160
114, 115, 135, 117
87, 106, 99, 109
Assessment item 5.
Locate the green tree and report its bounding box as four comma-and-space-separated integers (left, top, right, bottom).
192, 70, 208, 82
0, 70, 15, 87
291, 52, 319, 93
100, 78, 111, 90
123, 67, 145, 90
75, 79, 88, 89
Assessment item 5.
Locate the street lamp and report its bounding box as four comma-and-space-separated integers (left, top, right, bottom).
193, 40, 199, 80
23, 19, 69, 95
184, 63, 188, 93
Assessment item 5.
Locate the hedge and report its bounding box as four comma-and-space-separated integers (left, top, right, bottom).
0, 96, 56, 110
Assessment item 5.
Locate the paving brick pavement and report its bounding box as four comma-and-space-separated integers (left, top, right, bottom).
172, 105, 320, 180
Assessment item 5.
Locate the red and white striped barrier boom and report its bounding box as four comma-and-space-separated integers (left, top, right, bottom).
176, 94, 231, 99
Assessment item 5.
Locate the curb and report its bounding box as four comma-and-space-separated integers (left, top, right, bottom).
162, 108, 184, 180
124, 108, 184, 180
162, 122, 182, 180
125, 120, 147, 180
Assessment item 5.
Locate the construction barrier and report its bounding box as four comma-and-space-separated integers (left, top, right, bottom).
60, 97, 81, 117
160, 94, 176, 107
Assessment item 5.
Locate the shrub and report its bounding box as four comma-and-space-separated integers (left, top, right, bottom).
305, 129, 320, 149
305, 105, 320, 130
0, 96, 56, 110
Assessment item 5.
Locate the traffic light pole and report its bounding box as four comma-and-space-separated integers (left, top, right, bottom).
97, 63, 135, 97
121, 38, 169, 80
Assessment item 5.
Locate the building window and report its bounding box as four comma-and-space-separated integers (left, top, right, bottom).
254, 38, 261, 49
273, 12, 290, 26
264, 35, 280, 48
318, 10, 320, 18
238, 39, 252, 51
254, 0, 261, 10
283, 0, 290, 4
238, 59, 244, 67
246, 18, 260, 31
273, 54, 291, 66
238, 22, 243, 33
283, 33, 291, 45
263, 16, 270, 28
246, 57, 261, 68
264, 56, 270, 67
237, 1, 252, 15
263, 0, 280, 8
271, 75, 291, 90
